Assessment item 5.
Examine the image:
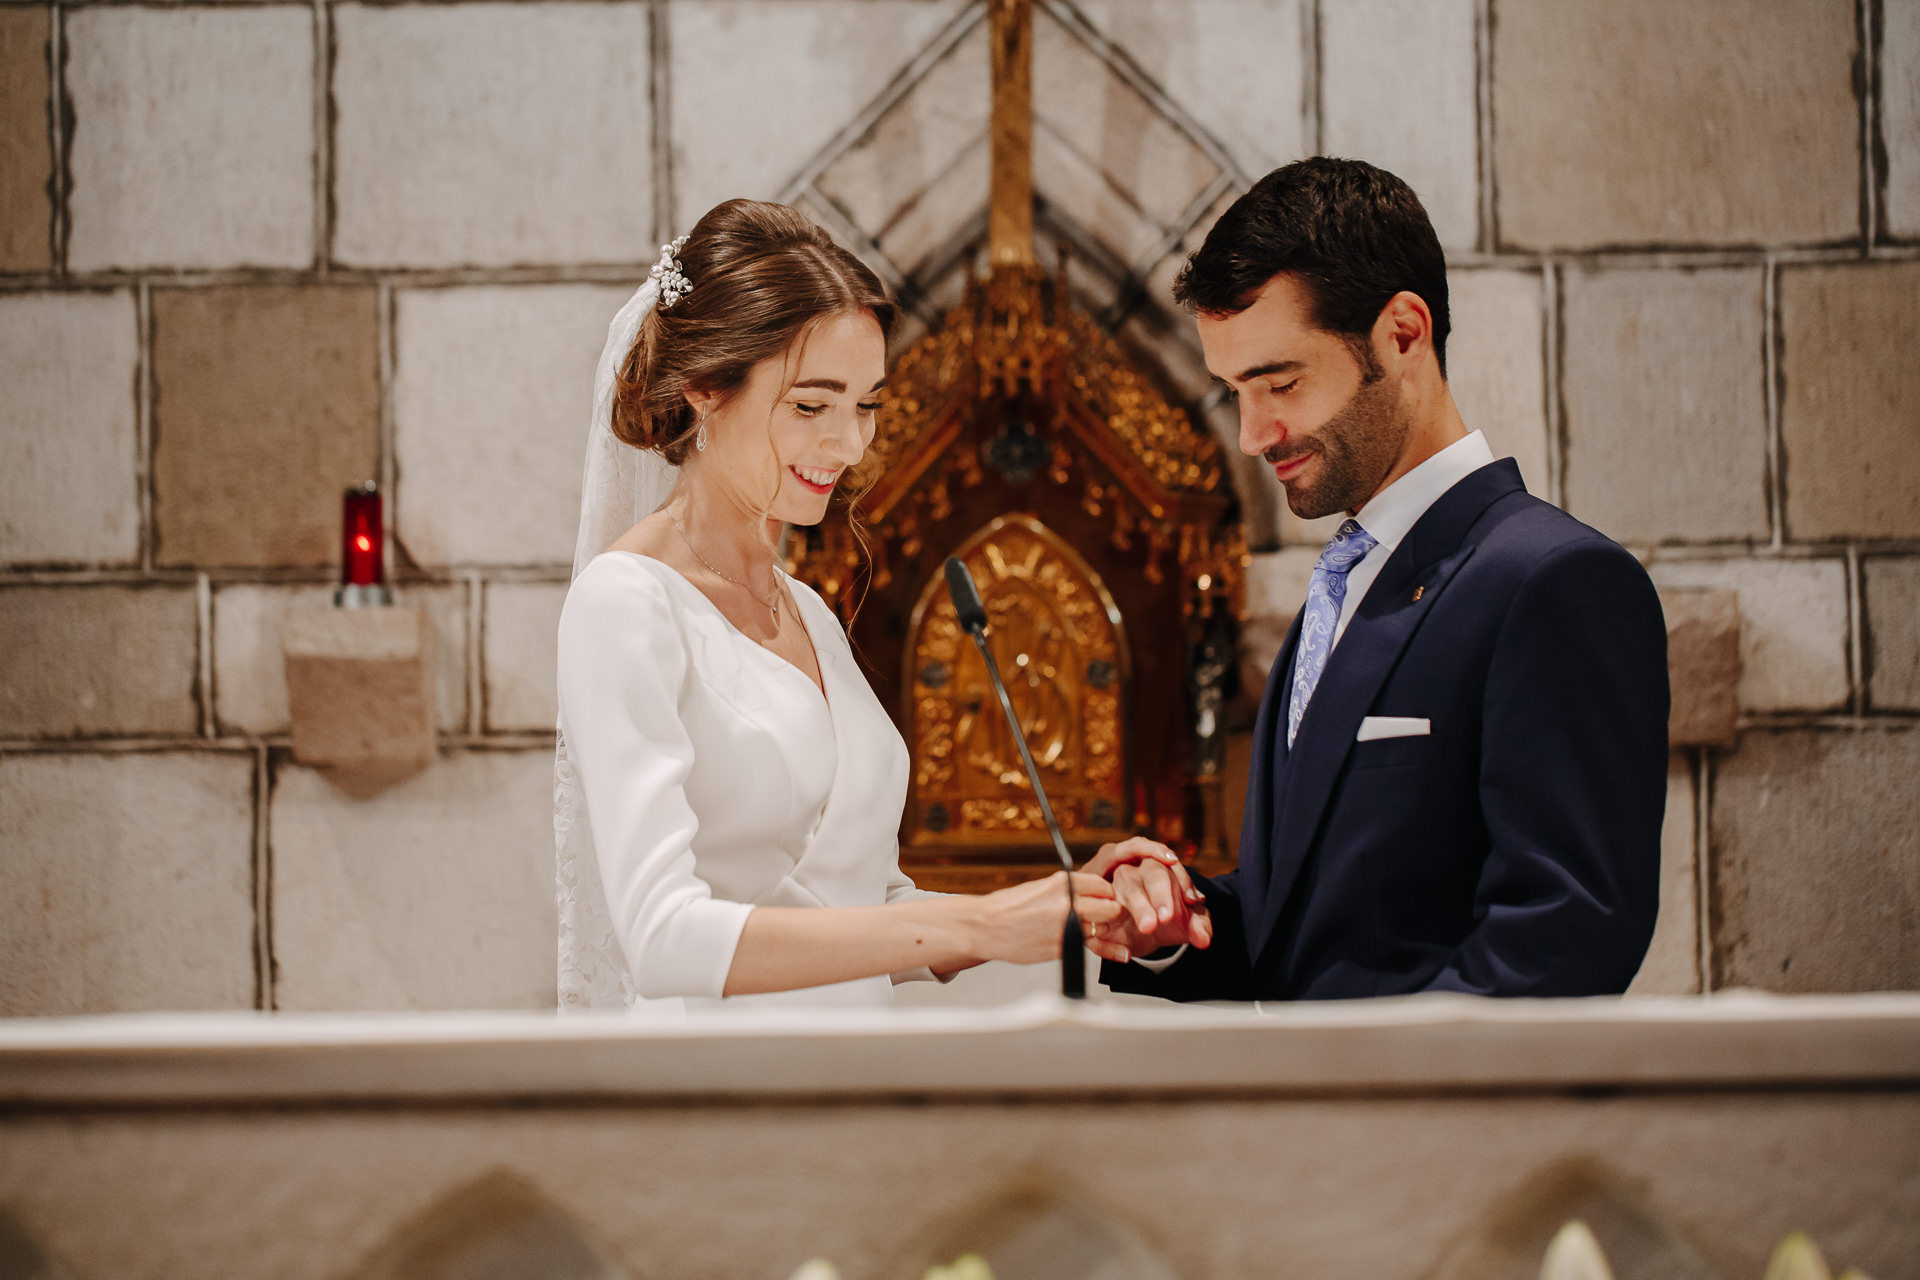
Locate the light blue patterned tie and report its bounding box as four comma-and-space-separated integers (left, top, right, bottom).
1287, 518, 1378, 747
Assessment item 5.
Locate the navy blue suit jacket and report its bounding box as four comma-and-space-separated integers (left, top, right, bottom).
1104, 459, 1669, 1000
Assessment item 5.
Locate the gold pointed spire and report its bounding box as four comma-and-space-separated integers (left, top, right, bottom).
987, 0, 1035, 266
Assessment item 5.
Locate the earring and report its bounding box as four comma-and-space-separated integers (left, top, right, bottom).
694, 411, 709, 452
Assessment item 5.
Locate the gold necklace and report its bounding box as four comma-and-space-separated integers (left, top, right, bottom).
669, 512, 782, 628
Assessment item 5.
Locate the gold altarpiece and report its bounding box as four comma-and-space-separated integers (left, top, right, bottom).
905, 514, 1128, 851
790, 264, 1247, 891
789, 0, 1247, 891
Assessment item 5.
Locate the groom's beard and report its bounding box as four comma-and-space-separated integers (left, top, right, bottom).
1266, 359, 1408, 520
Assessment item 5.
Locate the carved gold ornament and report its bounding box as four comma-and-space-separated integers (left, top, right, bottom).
904, 515, 1128, 847
794, 265, 1248, 624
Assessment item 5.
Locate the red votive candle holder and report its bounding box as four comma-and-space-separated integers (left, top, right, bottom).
335, 482, 392, 608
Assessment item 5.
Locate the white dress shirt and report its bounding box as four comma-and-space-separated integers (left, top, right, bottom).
1332, 430, 1494, 652
1128, 430, 1496, 975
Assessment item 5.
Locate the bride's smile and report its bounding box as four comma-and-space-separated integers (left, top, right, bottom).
788, 465, 841, 494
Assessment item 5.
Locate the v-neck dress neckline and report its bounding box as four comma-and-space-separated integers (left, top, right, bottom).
605, 550, 831, 708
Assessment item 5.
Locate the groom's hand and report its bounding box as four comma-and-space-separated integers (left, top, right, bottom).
1081, 838, 1212, 959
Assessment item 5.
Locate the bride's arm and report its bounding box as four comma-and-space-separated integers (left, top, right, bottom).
559, 560, 1125, 1001
722, 872, 1116, 996
559, 564, 753, 999
880, 864, 976, 983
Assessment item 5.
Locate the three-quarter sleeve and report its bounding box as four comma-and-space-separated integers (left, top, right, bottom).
883, 865, 937, 905
555, 560, 754, 999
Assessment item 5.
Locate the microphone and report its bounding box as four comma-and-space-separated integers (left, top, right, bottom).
944, 555, 989, 635
943, 556, 1086, 999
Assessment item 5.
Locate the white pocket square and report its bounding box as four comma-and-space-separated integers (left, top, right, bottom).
1357, 716, 1430, 742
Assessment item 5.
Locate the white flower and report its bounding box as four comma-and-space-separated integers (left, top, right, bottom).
1540, 1222, 1613, 1280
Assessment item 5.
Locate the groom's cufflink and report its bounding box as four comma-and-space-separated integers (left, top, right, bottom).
1356, 716, 1431, 742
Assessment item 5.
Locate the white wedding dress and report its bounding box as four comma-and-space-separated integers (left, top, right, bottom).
556, 551, 939, 1012
553, 275, 938, 1013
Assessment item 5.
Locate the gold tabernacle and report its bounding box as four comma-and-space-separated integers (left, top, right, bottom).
789, 0, 1248, 890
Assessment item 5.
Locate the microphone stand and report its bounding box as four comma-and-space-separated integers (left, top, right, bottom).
945, 557, 1086, 999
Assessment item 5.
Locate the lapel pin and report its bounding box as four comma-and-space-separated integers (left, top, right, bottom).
1411, 586, 1425, 602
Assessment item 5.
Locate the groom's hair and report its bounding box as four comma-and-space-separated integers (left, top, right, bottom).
1174, 158, 1451, 376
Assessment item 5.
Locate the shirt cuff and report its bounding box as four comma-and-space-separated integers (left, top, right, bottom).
1131, 944, 1189, 973
889, 966, 957, 985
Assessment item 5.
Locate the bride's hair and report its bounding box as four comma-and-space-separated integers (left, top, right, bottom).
612, 199, 897, 465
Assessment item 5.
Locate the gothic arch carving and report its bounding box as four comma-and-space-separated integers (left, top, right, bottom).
903, 513, 1130, 851
900, 1190, 1181, 1280
1423, 1158, 1717, 1280
339, 1169, 631, 1280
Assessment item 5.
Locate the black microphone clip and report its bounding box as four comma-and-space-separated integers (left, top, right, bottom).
944, 555, 989, 636
943, 556, 1086, 999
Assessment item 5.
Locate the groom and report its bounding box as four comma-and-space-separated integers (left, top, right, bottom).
1091, 158, 1669, 999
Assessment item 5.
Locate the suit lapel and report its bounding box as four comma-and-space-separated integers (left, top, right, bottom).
1246, 458, 1527, 963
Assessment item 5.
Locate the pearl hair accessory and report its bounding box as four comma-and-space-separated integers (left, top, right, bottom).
649, 235, 692, 308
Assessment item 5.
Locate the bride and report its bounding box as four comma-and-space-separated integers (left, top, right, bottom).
555, 199, 1123, 1012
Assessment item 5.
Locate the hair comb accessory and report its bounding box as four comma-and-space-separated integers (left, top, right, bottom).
649, 235, 692, 308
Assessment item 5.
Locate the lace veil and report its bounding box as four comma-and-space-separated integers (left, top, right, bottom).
555, 279, 678, 1010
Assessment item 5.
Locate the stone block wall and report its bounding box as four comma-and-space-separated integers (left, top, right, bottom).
2, 0, 1915, 1012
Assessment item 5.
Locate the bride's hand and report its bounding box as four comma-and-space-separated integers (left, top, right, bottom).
971, 872, 1124, 965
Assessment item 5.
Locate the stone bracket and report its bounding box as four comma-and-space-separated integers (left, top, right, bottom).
282, 604, 437, 797
1661, 587, 1740, 748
